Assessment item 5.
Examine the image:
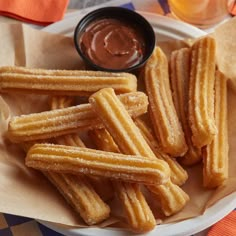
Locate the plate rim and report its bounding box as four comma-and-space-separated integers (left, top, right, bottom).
42, 11, 207, 39
40, 11, 235, 236
38, 192, 236, 236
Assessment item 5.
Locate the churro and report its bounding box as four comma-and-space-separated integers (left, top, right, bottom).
45, 172, 110, 225
49, 95, 86, 147
26, 143, 170, 186
189, 37, 217, 148
169, 48, 202, 165
203, 71, 228, 188
34, 96, 111, 224
89, 88, 189, 216
90, 127, 156, 232
0, 66, 137, 95
21, 140, 111, 225
144, 47, 187, 157
8, 92, 148, 142
115, 181, 156, 232
134, 118, 188, 186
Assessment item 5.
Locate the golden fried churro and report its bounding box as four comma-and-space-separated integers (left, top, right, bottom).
0, 66, 137, 95
189, 37, 217, 148
26, 143, 170, 186
44, 95, 111, 224
90, 128, 156, 232
89, 88, 189, 216
8, 92, 148, 143
147, 179, 189, 216
134, 118, 188, 186
144, 47, 187, 157
45, 172, 110, 225
169, 48, 202, 165
49, 95, 86, 147
21, 142, 110, 225
0, 66, 133, 76
115, 181, 156, 232
51, 96, 113, 202
203, 71, 228, 188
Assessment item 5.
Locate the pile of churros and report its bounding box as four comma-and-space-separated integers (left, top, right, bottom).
0, 36, 228, 233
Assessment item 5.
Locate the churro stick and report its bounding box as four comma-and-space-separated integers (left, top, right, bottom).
26, 144, 170, 186
134, 118, 188, 186
169, 48, 202, 165
0, 67, 137, 95
115, 181, 156, 233
89, 128, 156, 232
189, 37, 217, 148
8, 92, 148, 143
203, 71, 228, 188
21, 140, 110, 225
45, 172, 110, 225
0, 66, 134, 76
89, 88, 189, 216
49, 96, 86, 147
46, 96, 111, 224
144, 47, 187, 157
51, 96, 113, 201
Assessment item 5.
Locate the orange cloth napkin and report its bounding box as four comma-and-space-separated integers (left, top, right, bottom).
0, 0, 69, 25
208, 210, 236, 236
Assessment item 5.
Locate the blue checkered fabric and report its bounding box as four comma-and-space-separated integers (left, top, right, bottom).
0, 213, 63, 236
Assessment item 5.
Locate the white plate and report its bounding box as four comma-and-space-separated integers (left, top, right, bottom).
41, 12, 236, 236
43, 11, 206, 40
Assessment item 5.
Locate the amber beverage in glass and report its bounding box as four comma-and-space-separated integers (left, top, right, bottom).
168, 0, 231, 28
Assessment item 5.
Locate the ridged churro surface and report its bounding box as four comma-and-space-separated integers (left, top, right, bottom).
90, 127, 156, 232
8, 92, 148, 142
134, 118, 188, 186
169, 48, 202, 165
203, 71, 228, 188
115, 181, 156, 232
26, 144, 170, 186
144, 47, 187, 157
0, 66, 137, 95
35, 96, 111, 225
89, 88, 189, 216
45, 172, 110, 225
189, 37, 217, 148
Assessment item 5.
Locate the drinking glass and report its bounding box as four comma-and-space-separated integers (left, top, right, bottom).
168, 0, 232, 28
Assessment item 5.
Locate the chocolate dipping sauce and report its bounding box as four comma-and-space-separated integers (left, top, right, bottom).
79, 18, 146, 70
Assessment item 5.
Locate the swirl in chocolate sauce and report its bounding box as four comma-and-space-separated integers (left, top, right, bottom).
79, 18, 145, 70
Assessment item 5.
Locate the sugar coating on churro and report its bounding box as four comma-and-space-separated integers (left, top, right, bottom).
189, 37, 217, 148
144, 47, 188, 157
203, 71, 228, 188
8, 92, 148, 142
90, 128, 156, 232
26, 143, 170, 186
89, 88, 189, 216
0, 66, 137, 95
115, 181, 156, 232
147, 179, 189, 216
45, 172, 110, 225
169, 48, 202, 165
134, 118, 188, 186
